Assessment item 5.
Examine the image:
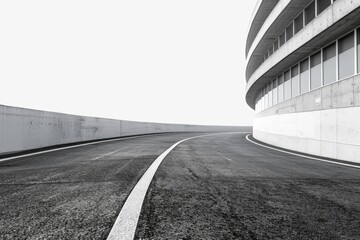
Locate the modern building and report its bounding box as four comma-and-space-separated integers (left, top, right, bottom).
245, 0, 360, 163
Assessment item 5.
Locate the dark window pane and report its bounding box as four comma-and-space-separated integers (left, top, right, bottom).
339, 32, 355, 79
317, 0, 331, 15
310, 51, 322, 90
291, 65, 299, 97
286, 22, 293, 41
264, 86, 268, 109
278, 75, 284, 102
279, 32, 286, 46
273, 79, 278, 105
263, 88, 266, 109
284, 70, 291, 100
268, 83, 273, 107
323, 42, 336, 85
300, 59, 310, 94
294, 12, 304, 34
269, 46, 273, 57
274, 39, 279, 51
305, 1, 315, 25
358, 28, 360, 73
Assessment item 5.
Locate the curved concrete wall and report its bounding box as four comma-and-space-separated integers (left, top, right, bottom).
245, 0, 360, 109
253, 74, 360, 163
0, 105, 250, 155
245, 0, 279, 57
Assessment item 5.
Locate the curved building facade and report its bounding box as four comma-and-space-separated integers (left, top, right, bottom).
246, 0, 360, 163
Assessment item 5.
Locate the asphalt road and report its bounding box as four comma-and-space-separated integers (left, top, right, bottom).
2, 132, 360, 240
0, 133, 202, 240
135, 133, 360, 240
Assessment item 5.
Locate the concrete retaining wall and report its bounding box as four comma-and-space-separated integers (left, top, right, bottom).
254, 107, 360, 162
0, 105, 250, 155
253, 74, 360, 163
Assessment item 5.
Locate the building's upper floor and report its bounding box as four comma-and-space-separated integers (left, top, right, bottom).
245, 0, 360, 109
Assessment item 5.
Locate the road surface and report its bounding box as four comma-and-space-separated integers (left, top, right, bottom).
1, 132, 360, 239
135, 133, 360, 240
0, 133, 201, 239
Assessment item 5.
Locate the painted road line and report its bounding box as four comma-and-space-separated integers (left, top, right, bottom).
245, 134, 360, 169
106, 132, 250, 240
91, 147, 129, 161
0, 135, 152, 163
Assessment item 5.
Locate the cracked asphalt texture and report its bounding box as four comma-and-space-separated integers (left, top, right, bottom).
0, 133, 204, 240
136, 133, 360, 240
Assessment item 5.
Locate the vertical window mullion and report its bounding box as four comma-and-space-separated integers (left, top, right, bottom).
293, 20, 295, 36
303, 9, 306, 26
278, 36, 280, 48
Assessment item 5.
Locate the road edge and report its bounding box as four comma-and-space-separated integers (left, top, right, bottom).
245, 134, 360, 169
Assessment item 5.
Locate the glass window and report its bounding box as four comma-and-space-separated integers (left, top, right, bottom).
269, 46, 273, 57
294, 12, 304, 34
258, 95, 261, 112
286, 22, 294, 42
317, 0, 331, 15
291, 65, 300, 97
278, 75, 284, 103
300, 59, 310, 94
264, 87, 268, 109
273, 79, 278, 105
305, 1, 315, 25
284, 70, 291, 100
323, 42, 336, 85
255, 97, 258, 112
358, 28, 360, 73
268, 83, 273, 107
274, 39, 279, 52
310, 51, 322, 90
339, 32, 355, 79
279, 31, 286, 47
264, 53, 268, 61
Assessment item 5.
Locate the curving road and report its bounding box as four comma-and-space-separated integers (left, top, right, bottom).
0, 133, 202, 239
1, 132, 360, 239
135, 133, 360, 240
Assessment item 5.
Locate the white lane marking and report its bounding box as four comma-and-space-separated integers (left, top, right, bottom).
106, 132, 250, 240
224, 157, 233, 162
91, 147, 128, 161
245, 134, 360, 169
0, 135, 152, 163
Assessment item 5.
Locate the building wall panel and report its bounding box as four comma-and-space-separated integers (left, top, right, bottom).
254, 106, 360, 163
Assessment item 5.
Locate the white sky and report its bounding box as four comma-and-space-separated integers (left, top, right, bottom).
0, 1, 257, 126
